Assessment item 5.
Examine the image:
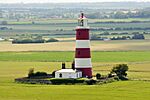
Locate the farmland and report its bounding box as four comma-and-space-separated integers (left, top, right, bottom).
0, 18, 150, 99
1, 40, 150, 51
1, 18, 150, 38
0, 9, 150, 100
0, 51, 150, 62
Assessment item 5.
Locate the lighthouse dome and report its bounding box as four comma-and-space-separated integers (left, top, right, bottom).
77, 12, 89, 28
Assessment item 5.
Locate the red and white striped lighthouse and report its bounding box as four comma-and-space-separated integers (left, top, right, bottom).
75, 12, 92, 78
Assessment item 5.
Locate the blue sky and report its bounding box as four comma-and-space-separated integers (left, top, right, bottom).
0, 0, 150, 3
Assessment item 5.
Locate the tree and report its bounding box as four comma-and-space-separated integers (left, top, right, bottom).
111, 64, 128, 80
96, 73, 101, 79
132, 34, 145, 40
46, 38, 59, 42
1, 21, 8, 25
28, 68, 34, 78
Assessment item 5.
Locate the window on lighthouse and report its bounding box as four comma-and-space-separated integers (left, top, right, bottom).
78, 19, 84, 26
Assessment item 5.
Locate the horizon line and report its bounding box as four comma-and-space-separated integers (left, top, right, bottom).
0, 1, 150, 4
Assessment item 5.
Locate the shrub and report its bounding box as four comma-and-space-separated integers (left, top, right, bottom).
12, 39, 45, 44
1, 21, 8, 25
85, 79, 96, 85
46, 38, 59, 42
96, 73, 101, 79
113, 76, 120, 81
108, 73, 114, 78
50, 79, 85, 85
28, 68, 34, 78
111, 64, 128, 80
35, 72, 47, 76
28, 70, 48, 78
132, 34, 145, 40
52, 70, 56, 77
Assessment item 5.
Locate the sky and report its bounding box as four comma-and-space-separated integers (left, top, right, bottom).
0, 0, 150, 3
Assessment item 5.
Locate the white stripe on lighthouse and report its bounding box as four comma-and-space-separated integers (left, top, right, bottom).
76, 40, 90, 48
75, 58, 92, 68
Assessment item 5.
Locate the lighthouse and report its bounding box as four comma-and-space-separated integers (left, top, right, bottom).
75, 12, 92, 78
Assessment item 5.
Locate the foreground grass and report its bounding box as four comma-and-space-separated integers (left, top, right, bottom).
0, 51, 150, 100
0, 81, 150, 100
0, 51, 150, 62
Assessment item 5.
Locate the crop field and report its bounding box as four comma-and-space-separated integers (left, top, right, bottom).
1, 22, 150, 32
1, 40, 150, 51
1, 18, 150, 38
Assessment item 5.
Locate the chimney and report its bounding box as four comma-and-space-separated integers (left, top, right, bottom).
72, 61, 75, 70
62, 62, 65, 69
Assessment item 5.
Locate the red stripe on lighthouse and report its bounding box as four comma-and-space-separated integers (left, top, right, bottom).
76, 29, 89, 40
76, 68, 92, 78
75, 48, 91, 58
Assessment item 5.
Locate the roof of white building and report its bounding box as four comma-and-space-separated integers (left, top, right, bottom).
56, 69, 80, 73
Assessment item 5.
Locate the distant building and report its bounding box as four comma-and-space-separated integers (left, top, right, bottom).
0, 38, 4, 41
55, 69, 82, 78
8, 39, 14, 41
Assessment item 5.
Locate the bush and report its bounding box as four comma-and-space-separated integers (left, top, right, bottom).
113, 76, 120, 81
35, 72, 47, 76
28, 70, 48, 78
28, 68, 34, 78
85, 79, 96, 85
50, 79, 85, 85
52, 70, 56, 77
96, 73, 101, 79
108, 73, 114, 78
111, 64, 128, 80
12, 39, 45, 44
46, 38, 59, 42
1, 21, 8, 25
132, 34, 145, 40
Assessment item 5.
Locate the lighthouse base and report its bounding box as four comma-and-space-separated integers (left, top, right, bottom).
76, 68, 92, 78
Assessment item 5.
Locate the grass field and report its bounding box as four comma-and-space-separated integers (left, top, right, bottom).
0, 80, 149, 100
0, 51, 150, 100
0, 60, 150, 100
0, 51, 150, 62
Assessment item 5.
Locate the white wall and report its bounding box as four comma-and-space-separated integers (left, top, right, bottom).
55, 72, 82, 79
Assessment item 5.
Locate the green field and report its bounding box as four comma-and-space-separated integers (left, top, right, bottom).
0, 80, 150, 100
0, 51, 150, 100
0, 59, 150, 100
0, 51, 150, 62
1, 18, 150, 39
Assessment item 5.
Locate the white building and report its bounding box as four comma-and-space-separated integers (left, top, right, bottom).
0, 38, 5, 41
55, 69, 82, 79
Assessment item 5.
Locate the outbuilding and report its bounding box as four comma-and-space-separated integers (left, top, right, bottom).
55, 69, 82, 79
